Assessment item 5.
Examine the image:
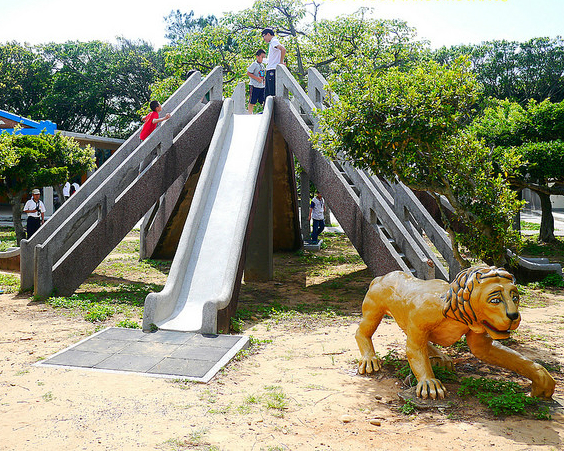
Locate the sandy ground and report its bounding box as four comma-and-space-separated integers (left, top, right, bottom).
1, 284, 564, 451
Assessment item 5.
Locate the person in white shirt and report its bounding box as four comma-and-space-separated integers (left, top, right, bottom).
63, 181, 71, 200
23, 188, 46, 238
308, 191, 325, 244
261, 28, 286, 98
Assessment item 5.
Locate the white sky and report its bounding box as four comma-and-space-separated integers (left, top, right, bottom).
0, 0, 563, 49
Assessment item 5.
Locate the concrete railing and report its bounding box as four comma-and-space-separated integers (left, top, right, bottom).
26, 68, 224, 296
20, 70, 216, 291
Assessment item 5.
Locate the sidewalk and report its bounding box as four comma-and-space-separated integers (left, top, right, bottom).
520, 209, 564, 236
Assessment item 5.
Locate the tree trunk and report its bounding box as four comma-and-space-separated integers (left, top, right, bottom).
8, 191, 26, 245
538, 191, 556, 243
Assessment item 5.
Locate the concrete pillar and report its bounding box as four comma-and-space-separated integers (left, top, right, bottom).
244, 142, 273, 282
43, 187, 54, 216
300, 171, 311, 241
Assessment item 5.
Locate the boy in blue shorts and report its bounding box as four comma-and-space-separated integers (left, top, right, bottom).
247, 49, 266, 114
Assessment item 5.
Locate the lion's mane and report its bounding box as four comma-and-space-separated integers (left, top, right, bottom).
442, 266, 515, 325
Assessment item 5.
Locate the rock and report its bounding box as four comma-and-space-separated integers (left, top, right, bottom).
369, 419, 382, 426
340, 414, 353, 423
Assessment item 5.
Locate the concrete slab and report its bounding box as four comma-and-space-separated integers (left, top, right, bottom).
303, 239, 323, 252
36, 327, 250, 383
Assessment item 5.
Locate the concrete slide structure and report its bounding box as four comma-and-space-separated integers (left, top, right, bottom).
143, 98, 274, 334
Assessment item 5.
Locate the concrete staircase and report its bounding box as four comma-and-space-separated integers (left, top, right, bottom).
21, 68, 224, 297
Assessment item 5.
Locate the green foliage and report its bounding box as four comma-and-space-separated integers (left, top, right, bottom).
433, 37, 564, 104
399, 399, 417, 415
0, 41, 53, 118
164, 9, 218, 45
0, 227, 16, 251
0, 130, 96, 243
46, 282, 156, 322
116, 319, 141, 329
538, 273, 564, 288
458, 377, 550, 418
472, 98, 564, 242
315, 57, 523, 266
0, 272, 19, 293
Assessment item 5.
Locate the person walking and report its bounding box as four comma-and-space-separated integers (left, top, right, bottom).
308, 191, 325, 244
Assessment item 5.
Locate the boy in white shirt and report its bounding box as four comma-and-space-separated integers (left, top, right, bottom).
247, 49, 266, 114
261, 28, 286, 98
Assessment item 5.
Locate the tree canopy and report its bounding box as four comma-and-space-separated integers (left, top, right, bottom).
472, 98, 564, 242
0, 130, 95, 243
314, 58, 523, 267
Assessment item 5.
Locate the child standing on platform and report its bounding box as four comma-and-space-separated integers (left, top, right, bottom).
247, 49, 266, 114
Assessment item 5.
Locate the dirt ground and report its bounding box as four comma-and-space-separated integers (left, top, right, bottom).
1, 236, 564, 450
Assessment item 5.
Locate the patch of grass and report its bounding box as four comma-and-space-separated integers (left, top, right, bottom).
42, 391, 54, 402
116, 319, 141, 329
0, 273, 19, 293
0, 227, 16, 251
520, 221, 541, 231
521, 236, 564, 263
159, 429, 215, 450
516, 284, 550, 308
46, 282, 159, 322
399, 399, 417, 415
262, 385, 288, 416
458, 377, 550, 418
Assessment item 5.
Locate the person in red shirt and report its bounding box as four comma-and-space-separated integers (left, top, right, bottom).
140, 100, 171, 140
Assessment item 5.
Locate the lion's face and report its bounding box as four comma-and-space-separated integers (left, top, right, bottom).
468, 275, 520, 339
443, 266, 521, 340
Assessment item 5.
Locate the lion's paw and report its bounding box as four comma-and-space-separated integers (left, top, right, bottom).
429, 355, 454, 371
416, 378, 446, 400
531, 365, 556, 399
358, 355, 382, 375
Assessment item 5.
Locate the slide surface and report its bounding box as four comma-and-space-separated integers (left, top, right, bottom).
143, 98, 272, 333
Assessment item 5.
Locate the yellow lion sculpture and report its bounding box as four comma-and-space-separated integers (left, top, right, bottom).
356, 266, 556, 399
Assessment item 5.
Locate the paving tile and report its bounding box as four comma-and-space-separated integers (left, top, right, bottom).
94, 354, 164, 372
119, 341, 181, 357
95, 328, 145, 341
170, 345, 229, 361
44, 350, 111, 368
73, 337, 129, 354
149, 357, 216, 378
139, 330, 196, 345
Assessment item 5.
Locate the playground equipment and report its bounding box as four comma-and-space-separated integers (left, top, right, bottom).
21, 66, 482, 334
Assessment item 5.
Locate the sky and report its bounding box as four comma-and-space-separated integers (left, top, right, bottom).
0, 0, 563, 49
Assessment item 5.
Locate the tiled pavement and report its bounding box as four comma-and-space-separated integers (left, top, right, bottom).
35, 327, 249, 383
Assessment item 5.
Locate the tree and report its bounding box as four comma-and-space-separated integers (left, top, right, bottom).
154, 2, 426, 100
164, 10, 218, 45
472, 98, 564, 242
0, 130, 95, 244
433, 37, 564, 104
0, 41, 53, 119
37, 39, 165, 138
314, 58, 523, 267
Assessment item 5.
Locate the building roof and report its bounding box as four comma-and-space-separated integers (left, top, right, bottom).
0, 109, 57, 134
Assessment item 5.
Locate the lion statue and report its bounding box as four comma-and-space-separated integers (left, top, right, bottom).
356, 266, 556, 400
